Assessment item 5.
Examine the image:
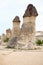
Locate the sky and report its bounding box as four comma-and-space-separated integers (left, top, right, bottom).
0, 0, 43, 35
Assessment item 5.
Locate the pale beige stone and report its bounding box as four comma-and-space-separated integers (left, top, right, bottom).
6, 28, 12, 38
12, 22, 21, 37
20, 16, 36, 45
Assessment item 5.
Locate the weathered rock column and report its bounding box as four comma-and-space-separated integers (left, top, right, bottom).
6, 28, 12, 38
12, 16, 21, 37
7, 16, 21, 48
21, 4, 38, 45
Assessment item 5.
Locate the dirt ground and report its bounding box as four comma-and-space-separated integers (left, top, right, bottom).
0, 46, 43, 65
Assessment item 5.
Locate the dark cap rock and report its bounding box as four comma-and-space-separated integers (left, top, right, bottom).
13, 16, 20, 22
23, 4, 38, 18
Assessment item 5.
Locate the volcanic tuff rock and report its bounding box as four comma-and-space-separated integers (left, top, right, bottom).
23, 4, 38, 17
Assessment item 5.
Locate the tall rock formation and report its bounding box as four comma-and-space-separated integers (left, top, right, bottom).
6, 28, 12, 38
12, 16, 21, 37
7, 4, 38, 49
20, 4, 38, 45
7, 16, 21, 48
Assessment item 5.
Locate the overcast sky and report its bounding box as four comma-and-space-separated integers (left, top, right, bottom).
0, 0, 43, 35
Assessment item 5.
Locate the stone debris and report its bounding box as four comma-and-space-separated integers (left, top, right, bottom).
7, 37, 17, 48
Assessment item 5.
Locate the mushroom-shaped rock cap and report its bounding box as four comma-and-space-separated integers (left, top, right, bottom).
23, 4, 38, 18
13, 16, 20, 22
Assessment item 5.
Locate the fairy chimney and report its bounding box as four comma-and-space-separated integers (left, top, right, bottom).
6, 28, 12, 38
21, 4, 38, 44
12, 16, 21, 37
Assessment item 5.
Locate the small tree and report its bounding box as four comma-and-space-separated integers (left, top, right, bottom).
3, 38, 9, 42
36, 39, 42, 46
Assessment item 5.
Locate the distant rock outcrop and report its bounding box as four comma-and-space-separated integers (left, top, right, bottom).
6, 28, 12, 38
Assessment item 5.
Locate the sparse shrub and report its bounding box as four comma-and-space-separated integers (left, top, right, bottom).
3, 38, 9, 42
36, 39, 42, 46
42, 40, 43, 44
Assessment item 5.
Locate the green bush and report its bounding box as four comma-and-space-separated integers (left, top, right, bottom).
36, 40, 42, 46
3, 38, 9, 42
42, 40, 43, 44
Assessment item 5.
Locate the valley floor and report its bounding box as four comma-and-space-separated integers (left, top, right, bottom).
0, 45, 43, 65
